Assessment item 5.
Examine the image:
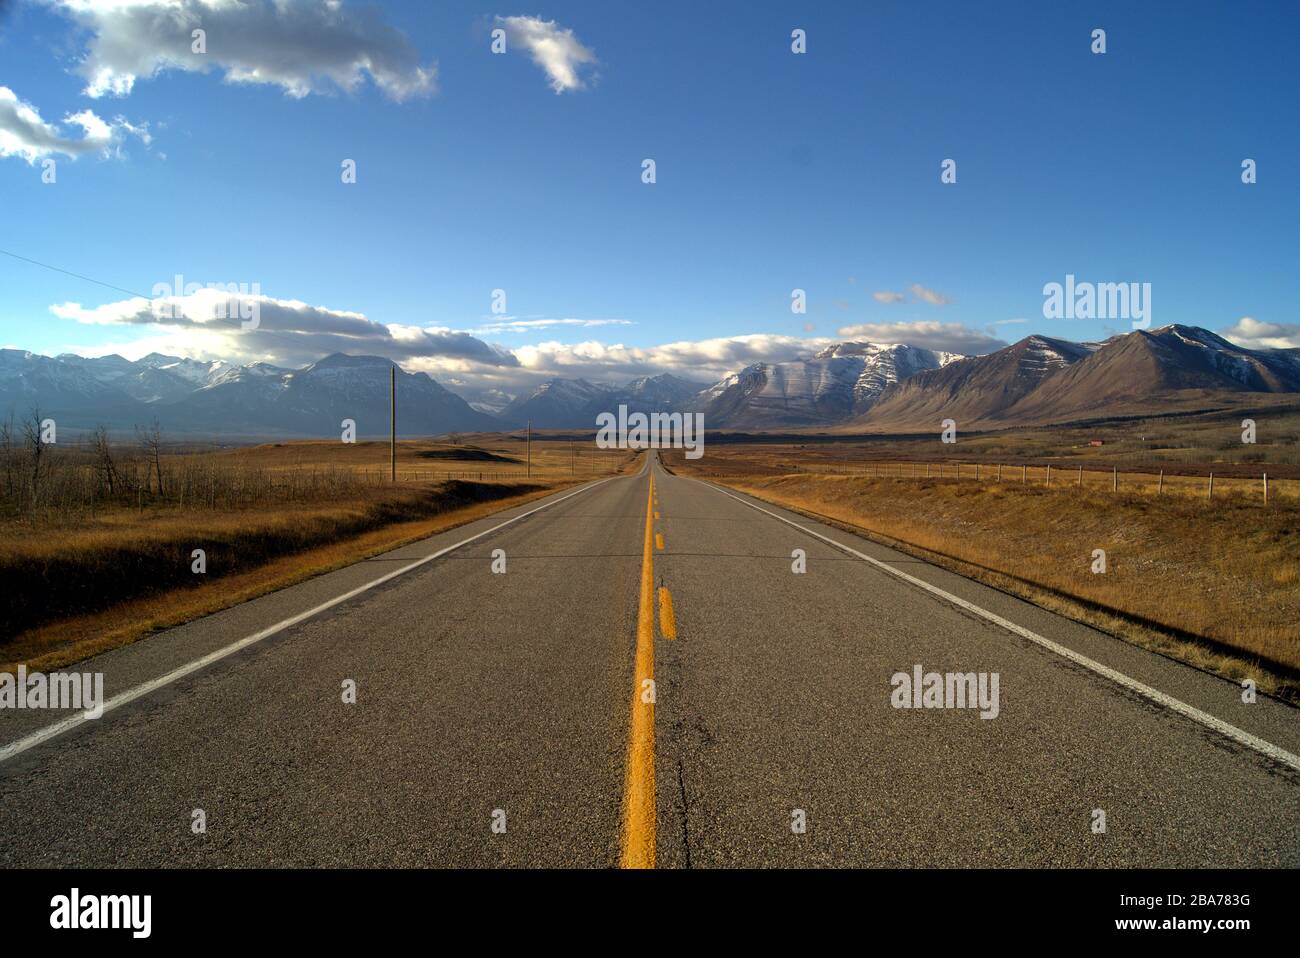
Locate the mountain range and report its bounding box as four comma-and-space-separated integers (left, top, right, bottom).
858, 326, 1300, 429
499, 373, 705, 429
696, 342, 963, 429
0, 350, 495, 437
2, 325, 1297, 438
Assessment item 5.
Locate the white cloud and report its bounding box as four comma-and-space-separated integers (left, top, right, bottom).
1219, 317, 1300, 350
468, 317, 633, 334
50, 0, 436, 101
0, 86, 147, 162
496, 15, 596, 93
511, 333, 829, 383
835, 321, 1004, 355
50, 289, 1011, 407
335, 331, 831, 405
51, 290, 518, 369
909, 284, 950, 306
872, 286, 950, 305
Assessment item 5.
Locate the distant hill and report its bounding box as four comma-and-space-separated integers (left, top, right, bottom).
499, 372, 706, 428
859, 326, 1300, 430
0, 350, 496, 437
6, 325, 1296, 438
861, 335, 1097, 427
696, 343, 962, 429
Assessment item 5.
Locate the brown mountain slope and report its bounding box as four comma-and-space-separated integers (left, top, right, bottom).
856, 326, 1300, 430
859, 335, 1093, 429
1004, 326, 1300, 423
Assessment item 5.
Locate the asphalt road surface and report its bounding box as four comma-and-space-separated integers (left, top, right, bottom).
1, 452, 1296, 867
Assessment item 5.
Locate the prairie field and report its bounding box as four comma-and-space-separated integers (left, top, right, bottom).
663, 414, 1300, 697
0, 433, 635, 671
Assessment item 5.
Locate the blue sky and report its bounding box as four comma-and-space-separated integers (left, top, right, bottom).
1, 0, 1297, 401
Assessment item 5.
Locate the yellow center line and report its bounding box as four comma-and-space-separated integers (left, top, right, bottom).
655, 532, 664, 550
619, 471, 656, 868
658, 587, 676, 640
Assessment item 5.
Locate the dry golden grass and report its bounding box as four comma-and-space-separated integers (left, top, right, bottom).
2, 481, 576, 675
1, 437, 640, 672
202, 435, 627, 481
664, 448, 1300, 698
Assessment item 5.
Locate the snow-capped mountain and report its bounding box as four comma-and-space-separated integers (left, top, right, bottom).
4, 325, 1296, 437
56, 352, 234, 405
862, 327, 1300, 428
499, 373, 706, 428
863, 334, 1095, 427
135, 353, 233, 386
0, 351, 495, 436
814, 342, 965, 409
698, 343, 962, 429
499, 378, 611, 429
993, 325, 1300, 425
0, 350, 144, 423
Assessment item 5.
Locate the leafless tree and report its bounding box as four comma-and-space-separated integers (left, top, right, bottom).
91, 425, 122, 498
21, 407, 47, 505
137, 419, 166, 497
0, 411, 16, 504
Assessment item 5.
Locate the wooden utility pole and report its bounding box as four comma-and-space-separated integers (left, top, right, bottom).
390, 365, 396, 483
1263, 472, 1269, 504
526, 421, 531, 478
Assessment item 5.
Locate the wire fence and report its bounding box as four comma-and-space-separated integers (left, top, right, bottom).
772, 459, 1297, 505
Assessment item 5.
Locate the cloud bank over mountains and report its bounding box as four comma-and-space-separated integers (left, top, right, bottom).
49, 287, 1293, 410
48, 286, 1016, 405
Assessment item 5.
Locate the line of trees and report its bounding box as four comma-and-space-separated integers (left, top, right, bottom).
0, 409, 370, 521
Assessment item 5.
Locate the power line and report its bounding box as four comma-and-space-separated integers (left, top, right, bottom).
0, 247, 255, 332
0, 248, 152, 301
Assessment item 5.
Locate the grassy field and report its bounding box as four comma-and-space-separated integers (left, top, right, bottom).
1, 435, 636, 672
662, 411, 1300, 698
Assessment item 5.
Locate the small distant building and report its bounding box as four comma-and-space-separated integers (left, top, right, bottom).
1088, 439, 1104, 447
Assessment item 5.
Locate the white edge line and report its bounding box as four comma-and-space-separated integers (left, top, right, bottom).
0, 475, 620, 765
693, 476, 1300, 775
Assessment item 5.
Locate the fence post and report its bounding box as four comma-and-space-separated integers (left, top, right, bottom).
1077, 466, 1082, 487
1263, 472, 1268, 504
1208, 472, 1214, 500
1158, 469, 1163, 495
1021, 464, 1026, 484
1113, 466, 1117, 492
1046, 464, 1051, 487
997, 463, 1001, 481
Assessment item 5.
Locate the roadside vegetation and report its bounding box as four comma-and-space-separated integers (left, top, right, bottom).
663, 412, 1300, 699
1, 418, 634, 672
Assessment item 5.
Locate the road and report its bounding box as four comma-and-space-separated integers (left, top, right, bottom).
1, 452, 1296, 867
